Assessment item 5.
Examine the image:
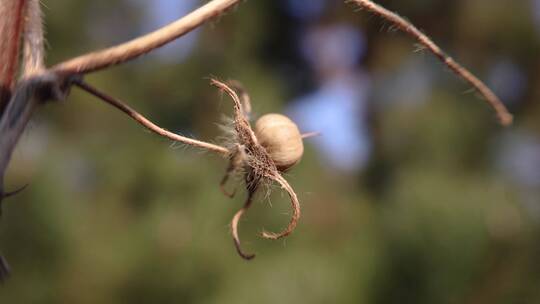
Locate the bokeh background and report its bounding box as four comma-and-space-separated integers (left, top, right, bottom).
2, 0, 540, 303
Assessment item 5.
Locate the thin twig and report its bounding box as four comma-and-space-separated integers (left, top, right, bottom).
74, 80, 230, 156
51, 0, 240, 76
348, 0, 513, 126
301, 131, 321, 139
3, 184, 29, 199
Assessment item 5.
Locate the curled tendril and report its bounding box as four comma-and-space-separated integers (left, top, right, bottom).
231, 187, 256, 260
261, 173, 300, 240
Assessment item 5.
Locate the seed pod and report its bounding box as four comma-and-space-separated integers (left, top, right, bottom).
254, 113, 304, 171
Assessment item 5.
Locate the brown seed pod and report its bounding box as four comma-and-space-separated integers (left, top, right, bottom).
254, 114, 304, 172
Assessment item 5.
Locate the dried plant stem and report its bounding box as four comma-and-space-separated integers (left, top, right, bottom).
22, 0, 46, 76
51, 0, 240, 76
231, 188, 256, 260
0, 76, 52, 200
74, 80, 230, 156
0, 0, 27, 113
0, 0, 43, 281
348, 0, 513, 126
0, 0, 46, 203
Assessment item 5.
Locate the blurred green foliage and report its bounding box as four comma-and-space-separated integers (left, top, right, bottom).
1, 0, 540, 303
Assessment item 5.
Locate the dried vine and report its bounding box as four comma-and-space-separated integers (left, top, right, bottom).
75, 78, 303, 260
0, 0, 514, 276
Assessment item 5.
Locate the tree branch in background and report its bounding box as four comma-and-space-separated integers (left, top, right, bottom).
51, 0, 240, 76
348, 0, 513, 126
